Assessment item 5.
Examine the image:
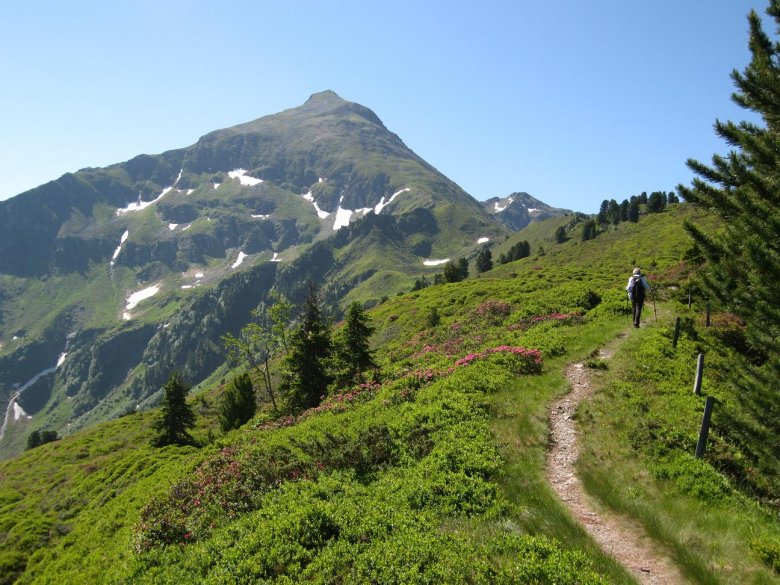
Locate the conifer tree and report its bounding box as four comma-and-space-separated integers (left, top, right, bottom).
26, 429, 58, 450
475, 246, 493, 273
426, 306, 441, 328
443, 258, 468, 282
597, 200, 609, 225
581, 219, 597, 241
334, 302, 377, 385
619, 199, 630, 222
153, 371, 196, 446
218, 372, 256, 432
647, 192, 667, 213
281, 283, 332, 412
628, 199, 640, 222
679, 2, 780, 368
608, 199, 621, 225
457, 257, 469, 280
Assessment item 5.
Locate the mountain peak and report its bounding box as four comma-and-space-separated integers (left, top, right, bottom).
295, 90, 385, 129
304, 90, 345, 105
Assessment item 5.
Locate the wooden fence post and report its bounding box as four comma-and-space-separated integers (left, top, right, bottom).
705, 303, 711, 327
672, 317, 681, 349
693, 353, 704, 395
695, 396, 715, 458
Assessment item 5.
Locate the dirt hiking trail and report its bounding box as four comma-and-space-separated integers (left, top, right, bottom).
546, 338, 688, 584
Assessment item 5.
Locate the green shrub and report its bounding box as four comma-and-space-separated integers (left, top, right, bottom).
489, 534, 608, 584
750, 538, 780, 573
0, 550, 27, 585
651, 454, 732, 501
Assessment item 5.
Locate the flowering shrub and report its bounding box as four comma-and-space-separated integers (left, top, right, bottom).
471, 300, 513, 325
257, 382, 382, 430
507, 312, 582, 331
401, 367, 457, 392
454, 346, 542, 375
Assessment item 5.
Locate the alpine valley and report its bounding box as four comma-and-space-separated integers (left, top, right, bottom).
0, 91, 565, 457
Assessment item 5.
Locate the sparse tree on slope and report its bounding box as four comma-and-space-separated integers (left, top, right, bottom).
281, 283, 332, 413
500, 240, 530, 264
582, 219, 597, 241
619, 199, 630, 221
26, 429, 58, 450
443, 258, 468, 283
679, 2, 780, 368
647, 191, 667, 213
153, 371, 196, 446
222, 293, 292, 411
628, 199, 640, 222
475, 246, 493, 273
334, 302, 377, 386
218, 372, 256, 432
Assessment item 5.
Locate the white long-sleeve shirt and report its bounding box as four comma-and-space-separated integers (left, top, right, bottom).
626, 274, 650, 300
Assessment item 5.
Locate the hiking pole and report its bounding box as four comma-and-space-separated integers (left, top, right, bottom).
651, 288, 658, 322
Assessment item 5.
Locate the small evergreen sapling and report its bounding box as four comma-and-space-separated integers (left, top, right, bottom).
153, 371, 196, 446
334, 302, 377, 386
218, 372, 256, 432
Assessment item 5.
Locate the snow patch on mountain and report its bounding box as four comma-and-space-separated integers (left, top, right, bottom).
13, 402, 29, 421
110, 230, 130, 266
375, 188, 410, 214
169, 223, 178, 231
423, 258, 450, 266
116, 169, 182, 215
228, 169, 263, 186
231, 251, 247, 269
1, 344, 68, 441
333, 197, 353, 230
493, 197, 513, 213
123, 284, 160, 319
326, 188, 412, 230
302, 190, 331, 218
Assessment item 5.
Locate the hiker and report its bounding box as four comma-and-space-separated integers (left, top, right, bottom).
626, 267, 651, 328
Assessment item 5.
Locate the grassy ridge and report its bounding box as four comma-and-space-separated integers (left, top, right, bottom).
0, 204, 776, 583
577, 305, 780, 583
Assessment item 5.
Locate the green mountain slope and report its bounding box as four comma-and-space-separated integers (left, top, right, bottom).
2, 204, 776, 583
0, 91, 517, 458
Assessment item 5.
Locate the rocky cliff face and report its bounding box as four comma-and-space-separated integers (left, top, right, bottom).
482, 192, 568, 231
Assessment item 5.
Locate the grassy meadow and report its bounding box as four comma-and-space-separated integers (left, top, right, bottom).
0, 204, 777, 583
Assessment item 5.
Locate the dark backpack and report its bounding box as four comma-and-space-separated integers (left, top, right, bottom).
630, 276, 645, 303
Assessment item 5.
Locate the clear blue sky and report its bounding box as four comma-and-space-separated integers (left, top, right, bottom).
0, 1, 767, 212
